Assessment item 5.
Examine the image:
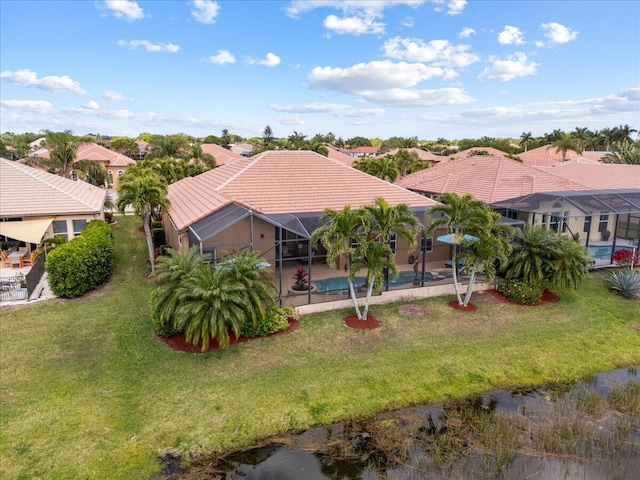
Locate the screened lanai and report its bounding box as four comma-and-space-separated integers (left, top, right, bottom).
492, 189, 640, 266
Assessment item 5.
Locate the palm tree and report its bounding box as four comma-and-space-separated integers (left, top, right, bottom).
153, 247, 210, 330
354, 156, 398, 182
287, 131, 308, 150
458, 212, 514, 307
551, 134, 580, 161
502, 226, 557, 288
519, 131, 533, 152
349, 240, 396, 320
222, 250, 276, 326
571, 127, 592, 153
311, 205, 369, 319
365, 198, 419, 248
73, 159, 108, 186
116, 167, 169, 274
611, 124, 638, 145
174, 265, 248, 351
601, 140, 640, 165
43, 130, 78, 177
427, 193, 491, 305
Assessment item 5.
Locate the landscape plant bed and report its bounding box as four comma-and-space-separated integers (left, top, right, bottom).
158, 317, 300, 353
1, 217, 639, 480
344, 314, 380, 330
484, 287, 559, 306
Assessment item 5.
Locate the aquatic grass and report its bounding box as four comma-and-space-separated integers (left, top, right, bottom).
1, 216, 639, 479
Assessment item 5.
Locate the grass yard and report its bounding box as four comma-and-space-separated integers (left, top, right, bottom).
1, 216, 639, 479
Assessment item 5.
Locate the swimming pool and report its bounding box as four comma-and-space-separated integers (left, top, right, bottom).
313, 271, 447, 293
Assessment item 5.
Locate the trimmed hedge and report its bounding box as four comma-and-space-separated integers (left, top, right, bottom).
240, 307, 296, 338
45, 220, 114, 299
497, 278, 542, 305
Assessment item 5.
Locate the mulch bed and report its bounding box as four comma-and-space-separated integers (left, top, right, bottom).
483, 288, 559, 306
447, 300, 478, 312
158, 318, 300, 353
344, 314, 381, 330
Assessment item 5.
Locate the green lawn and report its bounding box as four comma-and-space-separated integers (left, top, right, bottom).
1, 216, 639, 479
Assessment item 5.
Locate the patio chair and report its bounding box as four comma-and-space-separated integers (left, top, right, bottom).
19, 251, 35, 268
1, 251, 12, 268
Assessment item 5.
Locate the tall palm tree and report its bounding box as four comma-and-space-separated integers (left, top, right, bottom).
611, 124, 638, 145
571, 127, 592, 153
174, 265, 248, 351
551, 134, 580, 161
116, 167, 169, 274
311, 205, 369, 319
43, 130, 78, 178
519, 131, 533, 152
349, 240, 396, 320
458, 212, 514, 307
365, 198, 419, 248
427, 193, 491, 305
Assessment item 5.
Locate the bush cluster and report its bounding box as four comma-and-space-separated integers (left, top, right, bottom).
497, 278, 542, 305
240, 307, 296, 338
45, 220, 114, 298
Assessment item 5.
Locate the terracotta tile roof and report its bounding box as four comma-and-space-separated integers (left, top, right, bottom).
27, 142, 136, 168
534, 163, 640, 189
519, 145, 582, 166
167, 150, 437, 231
347, 146, 380, 155
0, 158, 106, 217
326, 144, 356, 166
200, 144, 245, 166
395, 156, 590, 203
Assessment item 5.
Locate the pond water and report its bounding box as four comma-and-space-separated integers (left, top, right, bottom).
156, 366, 640, 480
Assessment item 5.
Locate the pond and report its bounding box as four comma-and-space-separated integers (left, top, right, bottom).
155, 366, 640, 480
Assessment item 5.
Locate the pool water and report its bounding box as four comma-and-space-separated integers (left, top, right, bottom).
314, 271, 446, 293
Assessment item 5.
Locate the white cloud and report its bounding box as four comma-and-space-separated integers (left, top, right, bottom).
285, 1, 426, 18
257, 53, 281, 67
383, 37, 479, 68
191, 0, 220, 24
309, 60, 447, 93
588, 86, 640, 115
102, 90, 132, 101
402, 16, 415, 27
445, 0, 466, 15
323, 14, 385, 35
498, 25, 525, 45
540, 22, 578, 44
358, 87, 474, 107
478, 53, 538, 81
117, 39, 180, 53
0, 99, 55, 114
100, 1, 144, 21
207, 50, 236, 64
535, 40, 545, 48
459, 27, 475, 39
82, 100, 100, 110
0, 69, 87, 95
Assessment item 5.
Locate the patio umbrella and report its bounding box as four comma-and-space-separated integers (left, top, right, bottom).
436, 233, 479, 244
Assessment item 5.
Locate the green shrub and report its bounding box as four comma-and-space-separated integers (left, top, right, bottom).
149, 288, 180, 337
607, 270, 640, 299
152, 228, 166, 247
497, 278, 542, 305
151, 221, 163, 229
45, 220, 114, 299
240, 307, 296, 338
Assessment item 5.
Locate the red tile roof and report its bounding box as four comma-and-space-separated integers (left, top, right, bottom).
28, 142, 136, 168
200, 144, 245, 166
375, 147, 443, 163
448, 147, 511, 159
534, 163, 640, 189
0, 158, 106, 217
395, 156, 590, 203
518, 145, 582, 166
325, 144, 356, 166
347, 146, 380, 155
167, 150, 437, 231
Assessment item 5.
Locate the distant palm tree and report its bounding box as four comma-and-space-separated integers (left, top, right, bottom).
73, 159, 108, 186
551, 134, 580, 161
519, 131, 533, 152
611, 124, 638, 145
116, 167, 169, 274
427, 193, 491, 305
354, 156, 398, 182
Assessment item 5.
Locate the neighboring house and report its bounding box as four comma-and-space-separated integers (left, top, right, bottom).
519, 145, 583, 166
164, 150, 440, 304
200, 143, 245, 166
445, 147, 511, 161
229, 143, 254, 157
28, 137, 46, 151
346, 146, 380, 158
396, 155, 640, 265
29, 142, 136, 189
0, 158, 106, 246
325, 144, 357, 167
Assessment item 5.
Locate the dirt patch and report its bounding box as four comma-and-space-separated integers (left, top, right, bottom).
344, 314, 380, 330
398, 304, 433, 317
158, 318, 299, 353
483, 288, 559, 306
447, 300, 478, 312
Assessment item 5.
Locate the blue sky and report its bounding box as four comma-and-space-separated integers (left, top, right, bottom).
1, 0, 638, 141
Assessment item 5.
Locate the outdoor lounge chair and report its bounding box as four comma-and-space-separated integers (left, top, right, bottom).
19, 251, 35, 268
1, 251, 12, 268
